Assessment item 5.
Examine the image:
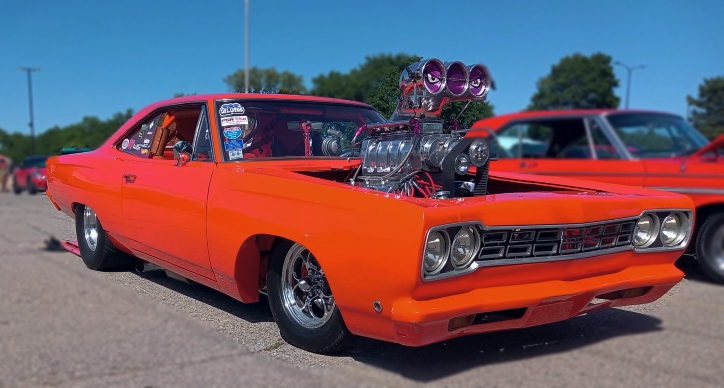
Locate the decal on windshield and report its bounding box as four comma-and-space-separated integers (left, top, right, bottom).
121, 139, 130, 150
219, 103, 245, 116
221, 116, 248, 126
223, 127, 242, 140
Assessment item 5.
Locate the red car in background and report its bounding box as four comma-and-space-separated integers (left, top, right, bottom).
13, 155, 48, 195
473, 110, 724, 283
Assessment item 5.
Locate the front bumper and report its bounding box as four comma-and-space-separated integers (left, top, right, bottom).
386, 256, 682, 347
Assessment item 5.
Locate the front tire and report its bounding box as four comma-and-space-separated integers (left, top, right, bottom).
27, 178, 37, 195
267, 240, 353, 353
695, 213, 724, 284
12, 178, 21, 195
75, 204, 131, 271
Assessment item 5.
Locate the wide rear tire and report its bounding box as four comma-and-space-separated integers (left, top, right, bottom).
75, 204, 132, 271
267, 239, 353, 353
695, 213, 724, 284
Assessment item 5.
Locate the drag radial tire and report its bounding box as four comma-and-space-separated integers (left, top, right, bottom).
267, 239, 353, 353
75, 204, 131, 271
695, 213, 724, 284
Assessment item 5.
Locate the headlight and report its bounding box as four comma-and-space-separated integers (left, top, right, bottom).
633, 214, 658, 248
451, 226, 480, 269
454, 154, 471, 174
660, 212, 688, 246
424, 231, 449, 275
34, 171, 42, 178
468, 139, 490, 166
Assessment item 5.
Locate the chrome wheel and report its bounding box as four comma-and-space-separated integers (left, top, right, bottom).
708, 223, 724, 272
280, 243, 335, 329
83, 206, 99, 252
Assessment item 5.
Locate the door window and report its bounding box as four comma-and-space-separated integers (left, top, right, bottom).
118, 105, 210, 161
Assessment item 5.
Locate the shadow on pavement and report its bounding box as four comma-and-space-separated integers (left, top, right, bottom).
128, 269, 275, 324
676, 254, 722, 285
121, 265, 662, 382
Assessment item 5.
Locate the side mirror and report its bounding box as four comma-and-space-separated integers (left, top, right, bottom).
173, 141, 192, 166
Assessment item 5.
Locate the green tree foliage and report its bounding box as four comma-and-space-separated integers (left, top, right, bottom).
687, 75, 724, 139
224, 66, 306, 94
0, 110, 133, 163
529, 53, 620, 110
312, 53, 420, 102
367, 55, 494, 127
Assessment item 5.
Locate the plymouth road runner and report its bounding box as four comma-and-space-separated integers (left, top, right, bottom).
47, 59, 693, 353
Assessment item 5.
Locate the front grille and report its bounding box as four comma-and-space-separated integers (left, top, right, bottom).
477, 219, 635, 266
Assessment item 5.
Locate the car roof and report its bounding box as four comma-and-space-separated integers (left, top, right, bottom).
149, 93, 374, 110
471, 109, 682, 130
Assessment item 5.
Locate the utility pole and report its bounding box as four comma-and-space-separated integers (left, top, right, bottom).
19, 67, 40, 155
244, 0, 250, 93
614, 61, 645, 109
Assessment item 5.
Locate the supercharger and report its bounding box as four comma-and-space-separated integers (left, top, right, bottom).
347, 58, 495, 198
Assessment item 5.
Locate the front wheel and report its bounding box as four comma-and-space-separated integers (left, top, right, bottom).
27, 178, 37, 195
75, 204, 132, 271
695, 213, 724, 284
267, 240, 353, 353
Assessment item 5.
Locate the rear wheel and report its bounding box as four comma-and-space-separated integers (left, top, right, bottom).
75, 204, 132, 271
12, 178, 21, 195
695, 213, 724, 284
267, 240, 353, 353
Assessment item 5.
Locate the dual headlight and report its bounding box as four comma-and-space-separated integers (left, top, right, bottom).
633, 211, 692, 250
424, 224, 481, 277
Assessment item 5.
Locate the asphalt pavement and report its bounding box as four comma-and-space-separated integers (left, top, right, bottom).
1, 193, 723, 387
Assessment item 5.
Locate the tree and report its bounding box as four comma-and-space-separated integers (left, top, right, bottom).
687, 76, 724, 139
312, 53, 420, 102
367, 56, 494, 127
529, 53, 620, 110
224, 66, 306, 94
0, 110, 134, 163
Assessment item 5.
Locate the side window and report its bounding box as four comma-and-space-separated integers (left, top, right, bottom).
119, 114, 165, 158
191, 107, 213, 162
496, 123, 551, 158
118, 106, 205, 160
588, 119, 620, 160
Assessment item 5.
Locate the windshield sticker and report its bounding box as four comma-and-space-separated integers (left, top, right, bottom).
229, 149, 244, 160
219, 103, 245, 116
221, 116, 248, 126
223, 127, 242, 140
225, 139, 244, 150
121, 139, 130, 150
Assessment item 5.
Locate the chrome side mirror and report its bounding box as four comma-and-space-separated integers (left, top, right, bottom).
173, 141, 192, 166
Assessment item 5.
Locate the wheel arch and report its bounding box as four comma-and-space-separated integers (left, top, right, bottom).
694, 202, 724, 243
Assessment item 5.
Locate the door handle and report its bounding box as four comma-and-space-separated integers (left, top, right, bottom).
520, 161, 538, 168
123, 174, 137, 183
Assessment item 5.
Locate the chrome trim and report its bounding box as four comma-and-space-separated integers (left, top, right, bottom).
649, 187, 724, 196
633, 209, 693, 252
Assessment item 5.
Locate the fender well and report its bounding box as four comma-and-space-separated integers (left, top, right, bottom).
695, 203, 724, 240
228, 234, 276, 303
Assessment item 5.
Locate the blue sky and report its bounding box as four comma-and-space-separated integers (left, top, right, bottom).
1, 0, 722, 136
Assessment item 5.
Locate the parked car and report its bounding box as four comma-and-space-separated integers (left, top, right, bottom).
46, 61, 693, 353
472, 109, 724, 283
13, 155, 48, 195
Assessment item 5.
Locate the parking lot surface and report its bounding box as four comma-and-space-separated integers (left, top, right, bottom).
1, 193, 723, 387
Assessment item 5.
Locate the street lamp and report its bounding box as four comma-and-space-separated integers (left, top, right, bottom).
614, 61, 645, 109
19, 67, 40, 155
244, 0, 250, 93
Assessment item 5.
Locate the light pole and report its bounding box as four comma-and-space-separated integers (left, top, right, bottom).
614, 61, 645, 109
244, 0, 250, 93
19, 67, 40, 155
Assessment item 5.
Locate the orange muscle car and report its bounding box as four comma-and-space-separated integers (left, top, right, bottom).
472, 110, 724, 283
47, 60, 693, 353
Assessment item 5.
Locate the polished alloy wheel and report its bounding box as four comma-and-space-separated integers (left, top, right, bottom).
708, 223, 724, 272
281, 244, 335, 329
83, 206, 99, 252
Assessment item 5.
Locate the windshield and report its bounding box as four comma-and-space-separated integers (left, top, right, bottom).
214, 99, 386, 161
606, 113, 709, 158
23, 157, 47, 168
